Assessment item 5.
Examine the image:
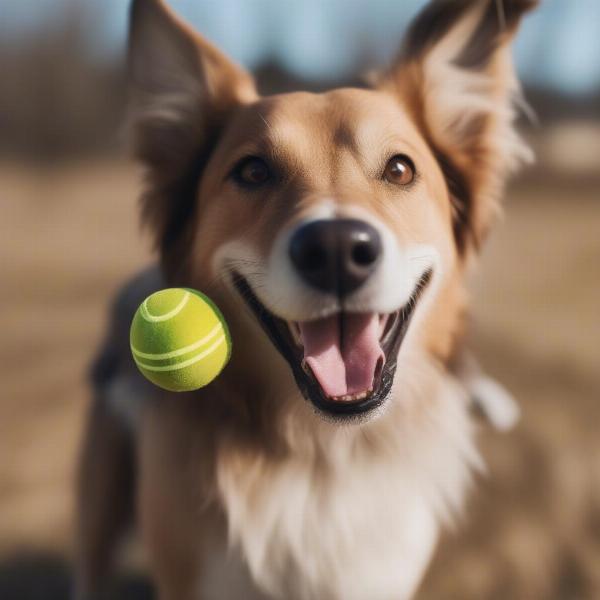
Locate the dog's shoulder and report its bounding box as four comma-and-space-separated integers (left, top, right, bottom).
90, 265, 165, 426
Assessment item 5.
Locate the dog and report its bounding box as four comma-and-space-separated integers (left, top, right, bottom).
75, 1, 536, 598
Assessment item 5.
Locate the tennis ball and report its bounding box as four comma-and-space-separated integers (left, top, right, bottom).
130, 288, 231, 392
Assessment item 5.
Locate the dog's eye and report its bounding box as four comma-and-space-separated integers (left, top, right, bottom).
383, 155, 415, 186
232, 156, 271, 187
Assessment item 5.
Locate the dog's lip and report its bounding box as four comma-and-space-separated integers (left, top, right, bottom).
231, 271, 432, 418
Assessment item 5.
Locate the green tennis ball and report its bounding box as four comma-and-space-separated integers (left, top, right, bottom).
130, 288, 231, 392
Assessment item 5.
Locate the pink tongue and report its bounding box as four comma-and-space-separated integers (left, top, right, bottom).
298, 313, 384, 399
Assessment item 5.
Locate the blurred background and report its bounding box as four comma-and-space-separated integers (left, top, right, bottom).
1, 0, 599, 598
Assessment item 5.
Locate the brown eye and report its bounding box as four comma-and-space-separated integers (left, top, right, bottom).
233, 156, 271, 187
383, 155, 415, 185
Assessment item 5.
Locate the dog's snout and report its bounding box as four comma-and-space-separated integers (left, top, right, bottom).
289, 219, 382, 296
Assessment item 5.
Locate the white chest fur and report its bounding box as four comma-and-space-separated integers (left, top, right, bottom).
210, 376, 479, 600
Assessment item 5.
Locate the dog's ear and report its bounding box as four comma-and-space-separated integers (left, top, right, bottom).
129, 0, 256, 170
380, 0, 537, 253
128, 0, 257, 265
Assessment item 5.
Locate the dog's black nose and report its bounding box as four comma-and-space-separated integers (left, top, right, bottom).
289, 219, 382, 296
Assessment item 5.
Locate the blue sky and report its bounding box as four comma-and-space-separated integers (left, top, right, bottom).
3, 0, 600, 94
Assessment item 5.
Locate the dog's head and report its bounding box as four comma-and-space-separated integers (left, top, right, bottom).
129, 0, 535, 420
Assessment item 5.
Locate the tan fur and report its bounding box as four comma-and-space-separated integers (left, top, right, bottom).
77, 1, 537, 598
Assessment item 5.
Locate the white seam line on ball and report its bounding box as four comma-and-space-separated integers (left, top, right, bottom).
140, 291, 190, 322
133, 334, 226, 372
131, 322, 224, 360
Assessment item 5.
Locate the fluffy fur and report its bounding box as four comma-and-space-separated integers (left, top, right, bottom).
75, 1, 537, 598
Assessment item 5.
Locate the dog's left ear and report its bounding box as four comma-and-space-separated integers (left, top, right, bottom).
379, 0, 537, 253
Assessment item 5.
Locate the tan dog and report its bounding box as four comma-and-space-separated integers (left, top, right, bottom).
76, 1, 536, 598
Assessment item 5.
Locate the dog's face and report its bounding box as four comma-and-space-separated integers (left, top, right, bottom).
194, 89, 452, 417
130, 0, 534, 419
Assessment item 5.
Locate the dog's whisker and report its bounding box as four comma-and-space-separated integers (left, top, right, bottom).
409, 255, 436, 261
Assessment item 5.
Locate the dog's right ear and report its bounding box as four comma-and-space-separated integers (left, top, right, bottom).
129, 0, 256, 171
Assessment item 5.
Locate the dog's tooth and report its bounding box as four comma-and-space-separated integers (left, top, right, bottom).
330, 390, 370, 402
328, 389, 376, 402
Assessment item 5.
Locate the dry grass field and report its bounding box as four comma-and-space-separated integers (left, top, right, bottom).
1, 159, 599, 598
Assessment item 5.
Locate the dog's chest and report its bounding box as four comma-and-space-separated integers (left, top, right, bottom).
209, 443, 443, 600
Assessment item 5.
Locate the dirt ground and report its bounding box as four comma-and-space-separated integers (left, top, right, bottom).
1, 161, 599, 598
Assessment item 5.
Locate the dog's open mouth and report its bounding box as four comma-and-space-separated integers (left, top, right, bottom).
232, 271, 432, 417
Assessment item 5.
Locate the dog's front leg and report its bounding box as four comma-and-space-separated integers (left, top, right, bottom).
137, 398, 217, 600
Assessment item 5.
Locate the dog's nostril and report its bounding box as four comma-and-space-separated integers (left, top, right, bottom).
352, 241, 378, 266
